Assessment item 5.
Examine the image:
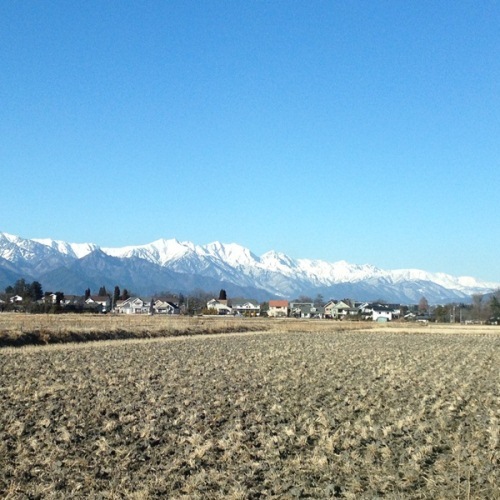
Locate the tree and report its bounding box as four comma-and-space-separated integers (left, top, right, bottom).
28, 281, 43, 301
488, 290, 500, 318
121, 288, 130, 300
55, 292, 64, 306
418, 296, 429, 314
98, 286, 108, 297
471, 293, 484, 321
260, 301, 269, 316
218, 289, 227, 301
433, 305, 448, 323
297, 295, 313, 303
186, 289, 212, 315
13, 278, 27, 297
113, 286, 121, 305
314, 294, 324, 308
84, 288, 91, 300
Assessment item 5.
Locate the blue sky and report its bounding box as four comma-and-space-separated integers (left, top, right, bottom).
1, 1, 499, 281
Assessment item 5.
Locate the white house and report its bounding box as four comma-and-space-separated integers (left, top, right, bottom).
206, 298, 232, 315
114, 297, 149, 314
153, 299, 180, 315
324, 300, 351, 319
373, 309, 393, 322
85, 295, 111, 312
231, 300, 260, 316
361, 303, 397, 322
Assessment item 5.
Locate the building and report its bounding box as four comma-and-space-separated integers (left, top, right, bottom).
268, 300, 289, 317
231, 300, 260, 316
153, 299, 180, 315
206, 298, 233, 315
114, 297, 149, 314
85, 295, 111, 312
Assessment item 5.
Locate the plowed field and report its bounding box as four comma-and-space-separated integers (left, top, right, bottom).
1, 327, 499, 498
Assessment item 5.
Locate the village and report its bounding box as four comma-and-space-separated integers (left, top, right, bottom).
3, 288, 422, 322
4, 278, 498, 323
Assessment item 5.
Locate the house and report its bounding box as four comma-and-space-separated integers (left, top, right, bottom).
61, 295, 82, 306
115, 297, 150, 314
85, 295, 111, 312
9, 295, 23, 303
289, 302, 314, 318
46, 293, 80, 305
311, 306, 325, 319
206, 298, 232, 315
231, 300, 260, 316
373, 308, 393, 322
324, 300, 351, 319
153, 299, 180, 315
360, 303, 397, 321
268, 300, 289, 317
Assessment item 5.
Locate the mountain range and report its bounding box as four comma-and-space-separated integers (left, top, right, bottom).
1, 232, 498, 304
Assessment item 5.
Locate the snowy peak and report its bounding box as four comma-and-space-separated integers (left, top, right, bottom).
103, 238, 198, 266
0, 231, 498, 303
260, 250, 297, 270
203, 241, 259, 267
33, 238, 99, 259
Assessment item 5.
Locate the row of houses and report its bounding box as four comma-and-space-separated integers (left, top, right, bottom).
6, 293, 112, 309
208, 298, 402, 321
115, 297, 180, 315
206, 298, 261, 316
268, 299, 402, 321
5, 292, 402, 321
4, 293, 181, 315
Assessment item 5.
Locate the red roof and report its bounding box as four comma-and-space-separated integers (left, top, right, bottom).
269, 300, 288, 307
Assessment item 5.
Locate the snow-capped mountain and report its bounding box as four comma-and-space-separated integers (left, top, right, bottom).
0, 231, 498, 303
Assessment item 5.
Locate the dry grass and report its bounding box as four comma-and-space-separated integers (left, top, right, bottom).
0, 313, 274, 346
1, 319, 499, 498
2, 312, 493, 348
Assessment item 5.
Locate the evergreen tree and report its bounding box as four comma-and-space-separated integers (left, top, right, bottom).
113, 286, 120, 305
98, 286, 107, 297
122, 288, 130, 300
28, 281, 43, 301
218, 289, 227, 300
84, 288, 91, 300
55, 292, 64, 305
13, 278, 27, 297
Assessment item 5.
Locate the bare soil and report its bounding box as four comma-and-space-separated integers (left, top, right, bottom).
1, 321, 498, 498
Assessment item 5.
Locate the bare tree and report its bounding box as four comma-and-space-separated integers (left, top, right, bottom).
471, 293, 484, 322
418, 296, 429, 314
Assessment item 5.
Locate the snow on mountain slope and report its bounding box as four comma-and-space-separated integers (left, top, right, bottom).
33, 238, 99, 259
1, 231, 498, 301
389, 268, 499, 293
203, 241, 260, 268
103, 238, 198, 266
0, 233, 63, 263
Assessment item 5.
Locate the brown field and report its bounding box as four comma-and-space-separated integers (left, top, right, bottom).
1, 316, 499, 498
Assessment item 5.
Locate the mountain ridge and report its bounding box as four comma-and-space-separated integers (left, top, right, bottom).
0, 232, 498, 303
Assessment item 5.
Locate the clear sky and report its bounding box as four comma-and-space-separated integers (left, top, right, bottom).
1, 1, 499, 281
